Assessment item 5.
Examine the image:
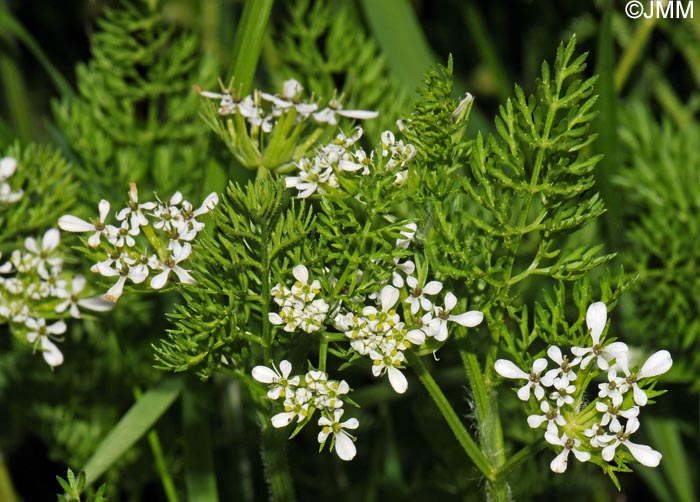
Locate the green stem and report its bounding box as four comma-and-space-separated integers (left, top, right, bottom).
406, 351, 493, 480
0, 451, 18, 502
134, 387, 179, 502
494, 440, 546, 480
260, 421, 296, 501
230, 0, 274, 95
0, 24, 34, 142
614, 11, 658, 92
461, 351, 510, 501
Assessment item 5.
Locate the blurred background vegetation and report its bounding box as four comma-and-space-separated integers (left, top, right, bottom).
1, 0, 698, 500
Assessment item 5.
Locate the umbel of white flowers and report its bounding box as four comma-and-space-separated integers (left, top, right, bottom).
1, 228, 114, 367
495, 301, 672, 473
58, 183, 218, 302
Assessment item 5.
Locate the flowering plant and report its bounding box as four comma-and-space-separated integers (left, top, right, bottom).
0, 1, 690, 501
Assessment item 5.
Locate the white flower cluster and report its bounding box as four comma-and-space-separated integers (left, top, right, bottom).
252, 360, 359, 461
333, 224, 483, 394
58, 183, 218, 302
197, 79, 378, 132
0, 228, 113, 366
269, 265, 329, 333
0, 157, 23, 204
495, 302, 672, 473
285, 127, 417, 198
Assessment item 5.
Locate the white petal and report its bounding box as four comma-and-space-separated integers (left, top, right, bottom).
639, 350, 673, 378
550, 449, 570, 473
0, 156, 17, 177
405, 329, 426, 345
380, 286, 400, 312
77, 296, 115, 312
450, 310, 483, 327
494, 359, 529, 380
98, 200, 110, 222
586, 302, 607, 343
604, 342, 628, 358
602, 443, 618, 462
337, 109, 379, 120
516, 385, 531, 401
527, 415, 547, 428
268, 312, 283, 325
625, 441, 661, 467
279, 360, 293, 378
271, 412, 295, 428
172, 266, 196, 284
341, 418, 359, 430
547, 345, 563, 364
150, 270, 170, 289
104, 276, 127, 302
42, 229, 61, 251
334, 432, 357, 461
252, 365, 278, 383
46, 321, 67, 335
292, 264, 308, 284
633, 386, 648, 406
58, 215, 94, 233
423, 281, 443, 295
444, 292, 457, 311
572, 449, 590, 463
40, 337, 64, 367
532, 358, 548, 374
387, 366, 408, 394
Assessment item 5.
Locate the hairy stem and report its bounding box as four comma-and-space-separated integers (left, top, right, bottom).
461, 351, 510, 501
260, 421, 296, 502
406, 351, 493, 480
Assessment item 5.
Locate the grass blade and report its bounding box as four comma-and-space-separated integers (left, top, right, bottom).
183, 383, 219, 502
82, 377, 183, 487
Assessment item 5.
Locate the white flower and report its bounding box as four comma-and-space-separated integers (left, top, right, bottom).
405, 276, 443, 315
598, 369, 630, 407
96, 256, 148, 302
395, 223, 417, 249
116, 183, 156, 228
427, 292, 483, 341
260, 79, 317, 117
363, 285, 401, 332
106, 220, 140, 248
550, 378, 577, 407
58, 200, 111, 247
0, 156, 23, 203
252, 360, 300, 400
370, 340, 408, 394
494, 358, 554, 401
596, 402, 639, 430
272, 387, 313, 428
571, 302, 628, 370
313, 99, 378, 125
527, 400, 566, 432
544, 431, 590, 473
285, 158, 336, 198
180, 192, 218, 233
584, 423, 611, 448
24, 229, 62, 279
54, 275, 114, 318
613, 350, 673, 406
291, 264, 321, 302
390, 258, 415, 288
600, 417, 662, 467
25, 317, 65, 367
317, 409, 359, 461
542, 346, 580, 386
150, 242, 196, 289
